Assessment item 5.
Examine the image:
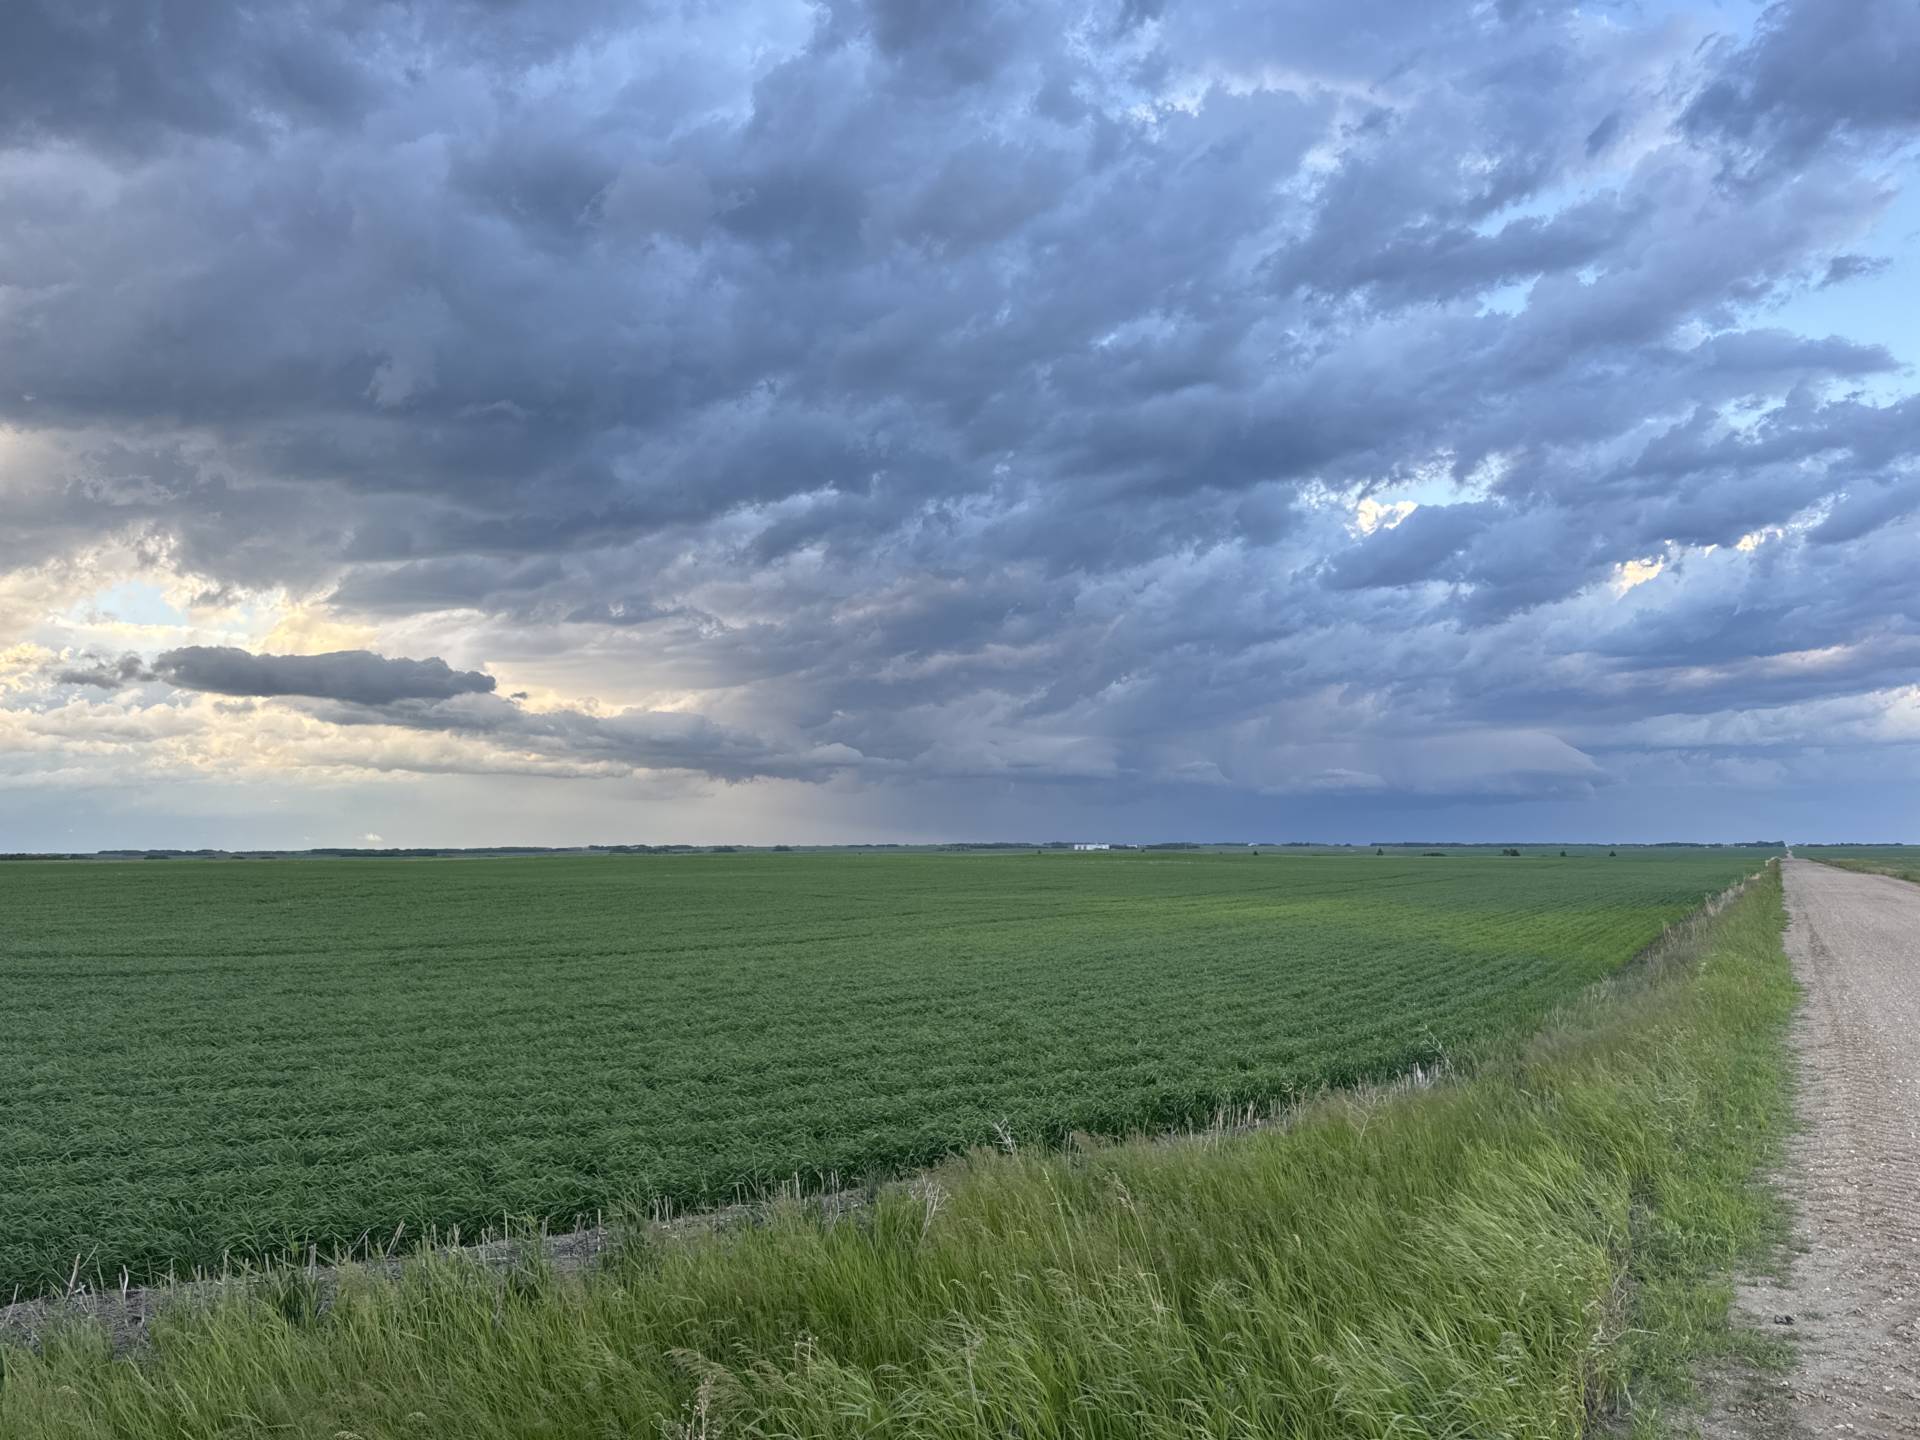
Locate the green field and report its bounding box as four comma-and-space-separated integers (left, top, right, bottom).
1, 864, 1795, 1439
0, 849, 1764, 1297
1797, 844, 1920, 882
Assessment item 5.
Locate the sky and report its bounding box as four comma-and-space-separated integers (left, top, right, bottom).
2, 0, 1919, 850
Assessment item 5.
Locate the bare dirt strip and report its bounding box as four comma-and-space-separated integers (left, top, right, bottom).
1710, 859, 1920, 1438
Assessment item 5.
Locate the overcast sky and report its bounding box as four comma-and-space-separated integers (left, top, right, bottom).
2, 0, 1918, 849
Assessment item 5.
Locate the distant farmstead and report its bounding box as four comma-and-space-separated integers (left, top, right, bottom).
1072, 843, 1111, 851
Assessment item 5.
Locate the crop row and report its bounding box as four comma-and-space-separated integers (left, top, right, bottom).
0, 849, 1760, 1295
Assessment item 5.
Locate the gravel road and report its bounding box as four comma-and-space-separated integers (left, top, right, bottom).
1716, 859, 1920, 1437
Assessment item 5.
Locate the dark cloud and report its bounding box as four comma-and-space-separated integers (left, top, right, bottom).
298, 691, 870, 784
0, 0, 653, 150
1810, 477, 1920, 545
54, 653, 155, 688
1684, 0, 1920, 166
0, 0, 364, 147
153, 648, 497, 705
2, 0, 1920, 836
1323, 504, 1499, 592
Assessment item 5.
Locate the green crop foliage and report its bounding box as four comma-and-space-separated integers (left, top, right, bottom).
0, 849, 1763, 1297
1, 861, 1794, 1439
1796, 844, 1920, 884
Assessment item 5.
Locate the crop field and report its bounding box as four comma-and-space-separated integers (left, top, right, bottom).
1797, 844, 1920, 882
0, 849, 1763, 1297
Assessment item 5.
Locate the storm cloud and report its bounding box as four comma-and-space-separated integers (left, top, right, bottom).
153, 648, 497, 706
1684, 0, 1920, 166
2, 0, 1919, 846
54, 653, 155, 689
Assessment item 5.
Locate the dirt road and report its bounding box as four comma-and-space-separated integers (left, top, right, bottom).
1724, 859, 1920, 1436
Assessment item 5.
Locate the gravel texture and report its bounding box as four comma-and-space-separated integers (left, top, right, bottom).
1711, 858, 1920, 1438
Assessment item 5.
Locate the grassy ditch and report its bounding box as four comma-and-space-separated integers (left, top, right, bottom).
0, 867, 1795, 1439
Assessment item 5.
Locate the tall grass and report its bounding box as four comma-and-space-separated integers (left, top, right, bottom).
0, 869, 1794, 1439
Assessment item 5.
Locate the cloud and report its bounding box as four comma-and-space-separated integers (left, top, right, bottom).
1, 0, 1919, 841
1323, 503, 1499, 592
1820, 253, 1891, 288
300, 691, 873, 784
54, 652, 156, 688
152, 647, 497, 705
1683, 0, 1920, 167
